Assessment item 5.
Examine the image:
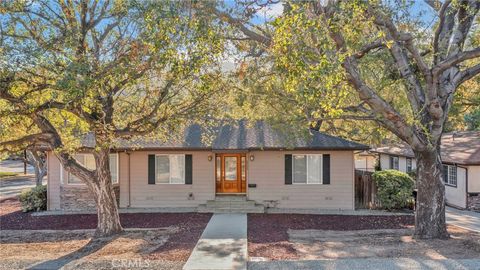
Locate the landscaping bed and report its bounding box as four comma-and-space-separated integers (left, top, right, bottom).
248, 213, 480, 260
0, 198, 211, 268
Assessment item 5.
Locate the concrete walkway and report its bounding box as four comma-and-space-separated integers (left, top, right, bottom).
183, 214, 247, 270
446, 207, 480, 233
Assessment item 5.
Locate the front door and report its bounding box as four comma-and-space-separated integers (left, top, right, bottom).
216, 154, 246, 193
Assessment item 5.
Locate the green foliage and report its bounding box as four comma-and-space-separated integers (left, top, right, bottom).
464, 109, 480, 131
373, 170, 414, 211
19, 185, 47, 212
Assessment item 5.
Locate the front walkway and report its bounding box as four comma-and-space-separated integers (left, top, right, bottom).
446, 207, 480, 233
183, 213, 247, 270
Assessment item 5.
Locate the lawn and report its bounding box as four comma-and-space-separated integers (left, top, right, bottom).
248, 214, 480, 261
0, 198, 211, 269
0, 172, 18, 178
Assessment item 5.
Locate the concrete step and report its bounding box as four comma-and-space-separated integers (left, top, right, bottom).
206, 200, 256, 208
214, 195, 247, 201
197, 204, 265, 214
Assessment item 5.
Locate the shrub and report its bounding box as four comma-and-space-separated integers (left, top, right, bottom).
373, 170, 414, 211
19, 185, 47, 212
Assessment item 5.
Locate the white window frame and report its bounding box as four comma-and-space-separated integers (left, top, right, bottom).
444, 164, 457, 187
406, 158, 413, 173
390, 155, 399, 170
155, 154, 186, 184
292, 154, 323, 185
62, 153, 119, 185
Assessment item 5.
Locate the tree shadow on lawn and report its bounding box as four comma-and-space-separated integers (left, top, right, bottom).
27, 235, 118, 270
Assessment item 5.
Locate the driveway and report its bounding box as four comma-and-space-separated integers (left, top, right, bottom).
0, 159, 34, 174
0, 175, 45, 199
446, 207, 480, 233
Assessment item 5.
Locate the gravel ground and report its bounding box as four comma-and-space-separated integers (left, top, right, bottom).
248, 213, 480, 261
248, 213, 414, 259
248, 258, 480, 270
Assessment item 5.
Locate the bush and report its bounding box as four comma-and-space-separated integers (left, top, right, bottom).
373, 170, 414, 211
19, 185, 47, 212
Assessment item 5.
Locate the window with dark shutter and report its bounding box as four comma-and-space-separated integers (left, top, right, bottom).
323, 154, 330, 184
185, 154, 192, 185
148, 154, 156, 184
285, 155, 292, 185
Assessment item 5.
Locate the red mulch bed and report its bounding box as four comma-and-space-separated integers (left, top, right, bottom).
0, 198, 211, 262
248, 213, 414, 259
0, 198, 211, 231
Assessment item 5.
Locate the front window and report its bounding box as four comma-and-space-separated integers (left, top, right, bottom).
67, 153, 118, 184
390, 156, 399, 170
293, 154, 322, 184
406, 158, 412, 173
155, 154, 185, 184
443, 164, 457, 186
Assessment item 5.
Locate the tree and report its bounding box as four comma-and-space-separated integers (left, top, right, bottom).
0, 0, 223, 237
26, 150, 47, 186
211, 0, 480, 238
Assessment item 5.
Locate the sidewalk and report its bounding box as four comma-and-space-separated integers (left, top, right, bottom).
183, 214, 247, 270
249, 258, 480, 270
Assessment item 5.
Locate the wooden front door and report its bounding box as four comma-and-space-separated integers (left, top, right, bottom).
216, 154, 246, 193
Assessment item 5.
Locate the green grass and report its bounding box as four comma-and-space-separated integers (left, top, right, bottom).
0, 172, 18, 178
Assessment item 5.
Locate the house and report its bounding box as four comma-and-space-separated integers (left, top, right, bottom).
368, 131, 480, 210
46, 121, 369, 213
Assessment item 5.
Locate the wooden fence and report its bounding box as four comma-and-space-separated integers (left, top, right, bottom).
354, 170, 381, 209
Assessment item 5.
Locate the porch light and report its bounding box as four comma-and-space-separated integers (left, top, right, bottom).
208, 155, 213, 161
249, 154, 254, 161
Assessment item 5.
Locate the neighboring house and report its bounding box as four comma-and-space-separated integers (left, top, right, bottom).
46, 121, 369, 213
354, 151, 377, 172
369, 131, 480, 210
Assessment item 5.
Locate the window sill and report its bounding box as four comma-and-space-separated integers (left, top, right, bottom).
445, 183, 457, 188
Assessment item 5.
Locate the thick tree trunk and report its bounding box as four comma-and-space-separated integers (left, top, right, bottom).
413, 148, 449, 239
90, 150, 123, 237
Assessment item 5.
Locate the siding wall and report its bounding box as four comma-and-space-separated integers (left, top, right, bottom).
379, 154, 416, 173
123, 151, 215, 208
247, 150, 355, 210
354, 154, 376, 171
445, 167, 467, 208
47, 151, 61, 210
47, 150, 356, 210
468, 166, 480, 193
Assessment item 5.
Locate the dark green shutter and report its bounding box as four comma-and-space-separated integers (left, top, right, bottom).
185, 154, 192, 185
285, 154, 292, 185
323, 154, 330, 184
148, 155, 155, 184
443, 165, 448, 183
389, 156, 393, 169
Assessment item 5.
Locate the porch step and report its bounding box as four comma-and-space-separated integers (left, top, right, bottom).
198, 196, 264, 213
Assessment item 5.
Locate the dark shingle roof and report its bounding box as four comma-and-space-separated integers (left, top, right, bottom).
96, 120, 368, 151
371, 131, 480, 165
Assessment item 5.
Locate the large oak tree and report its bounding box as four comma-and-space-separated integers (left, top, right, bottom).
0, 0, 223, 236
211, 0, 480, 238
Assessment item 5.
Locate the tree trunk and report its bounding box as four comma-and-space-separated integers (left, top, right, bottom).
26, 150, 47, 186
413, 147, 449, 239
90, 150, 123, 237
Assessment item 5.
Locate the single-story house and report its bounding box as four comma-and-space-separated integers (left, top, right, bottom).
46, 121, 369, 213
367, 131, 480, 210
